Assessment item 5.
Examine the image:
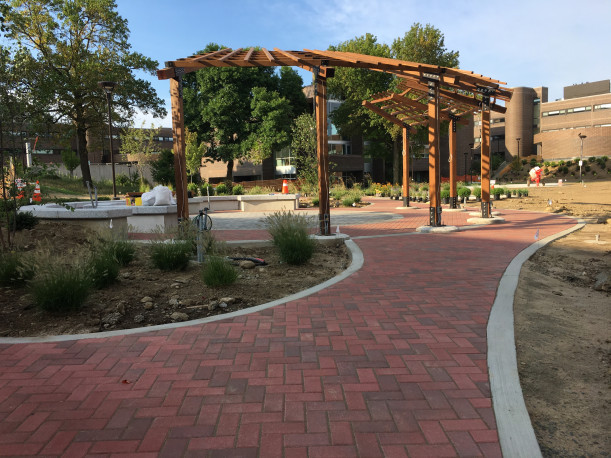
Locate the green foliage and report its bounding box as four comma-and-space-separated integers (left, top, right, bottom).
246, 185, 273, 195
264, 210, 315, 265
29, 259, 91, 313
458, 187, 471, 199
187, 182, 198, 195
391, 23, 460, 68
185, 126, 205, 180
201, 256, 238, 287
116, 173, 139, 188
88, 248, 120, 289
291, 113, 318, 186
120, 122, 161, 181
311, 196, 319, 206
232, 184, 244, 195
8, 211, 38, 231
510, 156, 522, 172
588, 156, 596, 163
0, 251, 35, 286
472, 187, 482, 198
530, 159, 537, 167
104, 237, 136, 267
183, 43, 305, 180
60, 148, 80, 177
5, 0, 166, 185
150, 240, 192, 271
200, 182, 214, 196
215, 182, 229, 195
440, 188, 450, 199
151, 149, 175, 186
522, 159, 528, 165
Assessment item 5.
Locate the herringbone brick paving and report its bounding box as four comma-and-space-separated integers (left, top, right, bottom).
0, 205, 576, 457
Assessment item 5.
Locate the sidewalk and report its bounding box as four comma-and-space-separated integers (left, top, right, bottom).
0, 203, 578, 457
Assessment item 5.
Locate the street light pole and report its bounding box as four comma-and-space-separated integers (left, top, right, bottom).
98, 81, 118, 199
468, 143, 474, 184
516, 137, 521, 160
578, 133, 587, 182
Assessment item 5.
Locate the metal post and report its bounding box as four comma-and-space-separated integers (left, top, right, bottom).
578, 133, 586, 182
516, 137, 521, 160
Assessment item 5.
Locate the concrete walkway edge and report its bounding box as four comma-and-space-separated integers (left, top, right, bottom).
487, 220, 585, 458
0, 240, 364, 344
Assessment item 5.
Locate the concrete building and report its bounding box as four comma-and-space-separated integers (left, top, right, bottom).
471, 80, 611, 169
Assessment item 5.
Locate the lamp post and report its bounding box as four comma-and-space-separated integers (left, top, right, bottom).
578, 133, 587, 182
98, 81, 118, 199
516, 137, 521, 160
468, 142, 474, 184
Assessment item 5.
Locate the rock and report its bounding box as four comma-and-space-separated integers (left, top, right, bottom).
116, 302, 126, 315
169, 297, 181, 307
218, 302, 228, 309
593, 272, 610, 291
170, 312, 189, 322
170, 283, 181, 288
207, 301, 218, 311
219, 297, 235, 306
101, 312, 122, 326
552, 290, 563, 296
121, 272, 131, 280
143, 302, 154, 310
182, 299, 194, 307
239, 260, 256, 269
173, 277, 188, 284
134, 314, 145, 323
141, 296, 153, 303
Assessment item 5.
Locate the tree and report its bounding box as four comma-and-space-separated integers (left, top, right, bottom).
151, 149, 174, 187
61, 148, 79, 178
290, 113, 317, 186
119, 122, 160, 184
183, 43, 305, 180
5, 0, 166, 186
391, 23, 459, 68
184, 127, 205, 182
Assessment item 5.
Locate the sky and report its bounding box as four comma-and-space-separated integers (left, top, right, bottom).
116, 0, 610, 128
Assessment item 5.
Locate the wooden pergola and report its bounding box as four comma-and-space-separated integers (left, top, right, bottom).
363, 79, 510, 223
157, 48, 512, 232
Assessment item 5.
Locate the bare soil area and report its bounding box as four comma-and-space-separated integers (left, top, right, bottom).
500, 180, 610, 457
0, 222, 350, 337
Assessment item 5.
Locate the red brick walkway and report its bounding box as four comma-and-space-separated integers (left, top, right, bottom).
0, 208, 576, 457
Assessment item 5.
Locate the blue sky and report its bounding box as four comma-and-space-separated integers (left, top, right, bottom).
116, 0, 610, 128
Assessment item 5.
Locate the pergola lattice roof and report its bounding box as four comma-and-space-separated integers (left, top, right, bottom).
157, 48, 512, 100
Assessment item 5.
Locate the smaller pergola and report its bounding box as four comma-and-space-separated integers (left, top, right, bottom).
363, 79, 510, 222
157, 48, 512, 231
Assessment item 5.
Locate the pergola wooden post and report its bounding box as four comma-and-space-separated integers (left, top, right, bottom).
449, 116, 458, 209
314, 71, 330, 235
402, 126, 410, 207
170, 72, 189, 221
481, 99, 491, 218
428, 81, 441, 226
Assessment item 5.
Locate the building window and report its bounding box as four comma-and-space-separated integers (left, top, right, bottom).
567, 106, 592, 113
594, 103, 611, 110
474, 137, 481, 143
329, 141, 351, 155
490, 118, 505, 124
542, 109, 566, 117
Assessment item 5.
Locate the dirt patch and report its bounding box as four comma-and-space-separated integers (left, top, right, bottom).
508, 181, 611, 457
0, 221, 350, 337
492, 179, 611, 221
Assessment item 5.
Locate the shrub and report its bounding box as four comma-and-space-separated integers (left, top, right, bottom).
551, 162, 558, 167
88, 248, 120, 289
232, 184, 244, 195
151, 149, 175, 186
311, 197, 319, 206
215, 182, 229, 195
0, 252, 35, 286
559, 160, 566, 166
8, 211, 39, 231
564, 160, 572, 166
187, 182, 198, 195
520, 188, 529, 196
264, 210, 315, 265
588, 156, 596, 163
200, 182, 214, 196
201, 256, 238, 287
330, 186, 348, 200
458, 187, 471, 199
544, 161, 550, 167
106, 239, 136, 267
521, 159, 527, 165
472, 187, 482, 198
29, 262, 91, 312
601, 155, 608, 162
440, 188, 450, 199
150, 240, 193, 271
529, 159, 537, 167
562, 166, 569, 174
585, 165, 591, 172
247, 185, 273, 195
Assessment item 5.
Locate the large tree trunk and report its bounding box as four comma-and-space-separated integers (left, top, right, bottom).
225, 159, 234, 182
393, 138, 400, 185
77, 125, 92, 186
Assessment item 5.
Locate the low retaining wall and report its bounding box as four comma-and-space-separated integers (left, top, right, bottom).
18, 194, 300, 233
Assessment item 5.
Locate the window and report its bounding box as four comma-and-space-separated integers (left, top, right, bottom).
567, 106, 591, 113
594, 103, 611, 110
542, 109, 566, 117
490, 118, 505, 124
474, 137, 481, 143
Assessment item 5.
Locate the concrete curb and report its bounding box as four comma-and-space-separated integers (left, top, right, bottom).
487, 219, 585, 458
0, 240, 364, 344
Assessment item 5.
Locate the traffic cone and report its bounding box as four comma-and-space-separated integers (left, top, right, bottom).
32, 181, 42, 202
282, 179, 289, 194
